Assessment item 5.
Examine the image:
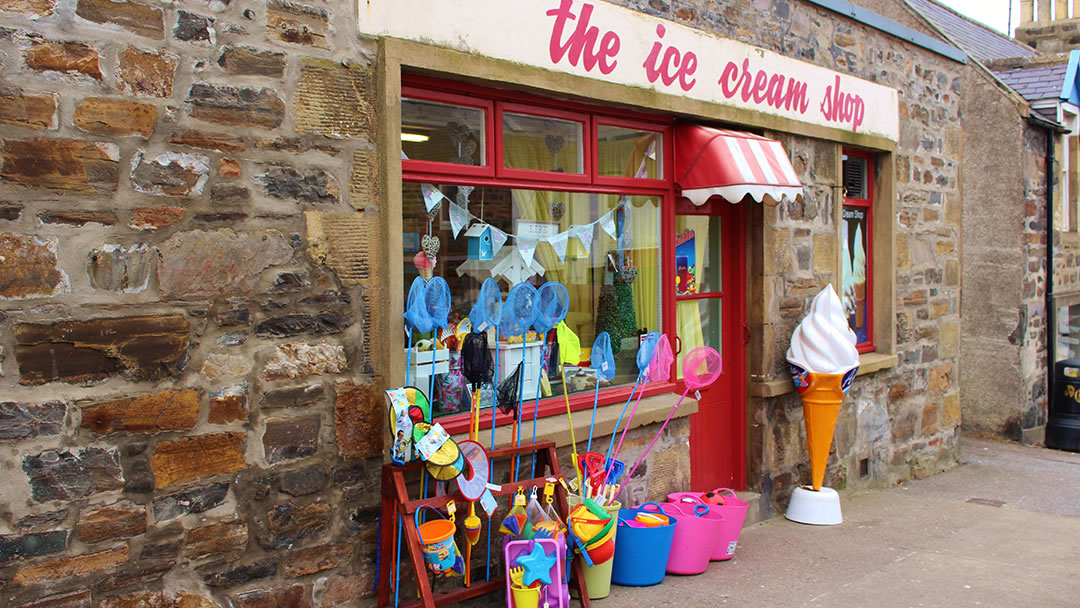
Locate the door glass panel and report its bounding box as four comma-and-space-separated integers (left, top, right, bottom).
401, 98, 486, 165
502, 112, 584, 174
674, 215, 721, 295
597, 125, 662, 179
676, 298, 721, 379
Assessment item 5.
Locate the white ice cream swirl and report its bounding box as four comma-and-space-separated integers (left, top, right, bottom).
786, 285, 860, 375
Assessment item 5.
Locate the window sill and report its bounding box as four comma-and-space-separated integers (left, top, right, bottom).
748, 351, 898, 398
452, 391, 699, 450
1060, 231, 1080, 249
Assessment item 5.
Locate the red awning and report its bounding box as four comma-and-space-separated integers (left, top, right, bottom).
675, 125, 804, 206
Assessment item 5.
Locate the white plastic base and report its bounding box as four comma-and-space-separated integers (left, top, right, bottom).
785, 486, 843, 526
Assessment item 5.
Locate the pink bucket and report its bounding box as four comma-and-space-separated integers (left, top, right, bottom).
642, 503, 722, 575
667, 488, 749, 561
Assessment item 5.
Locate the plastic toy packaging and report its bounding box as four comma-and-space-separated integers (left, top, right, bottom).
523, 488, 547, 539
529, 481, 566, 542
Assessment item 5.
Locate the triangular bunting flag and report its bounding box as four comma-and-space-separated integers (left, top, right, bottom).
569, 224, 592, 256
421, 183, 447, 213
448, 201, 470, 238
600, 209, 618, 241
548, 232, 569, 262
491, 227, 508, 255
518, 238, 538, 267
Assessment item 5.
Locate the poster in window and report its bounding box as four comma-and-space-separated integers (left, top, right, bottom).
841, 206, 869, 344
675, 229, 697, 296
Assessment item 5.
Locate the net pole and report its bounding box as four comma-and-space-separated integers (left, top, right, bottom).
529, 335, 549, 479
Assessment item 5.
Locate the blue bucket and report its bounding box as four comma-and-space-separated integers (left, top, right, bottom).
610, 503, 677, 587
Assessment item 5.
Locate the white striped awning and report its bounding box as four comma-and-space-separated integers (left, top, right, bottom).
675, 125, 804, 206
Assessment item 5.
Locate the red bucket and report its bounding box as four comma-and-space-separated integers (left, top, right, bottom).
667, 488, 749, 561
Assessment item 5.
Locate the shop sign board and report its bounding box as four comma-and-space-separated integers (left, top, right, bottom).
360, 0, 900, 141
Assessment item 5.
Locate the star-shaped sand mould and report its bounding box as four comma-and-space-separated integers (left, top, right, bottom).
515, 541, 556, 586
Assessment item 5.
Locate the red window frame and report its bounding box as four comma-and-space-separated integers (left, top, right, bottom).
497, 102, 592, 184
843, 148, 875, 353
593, 115, 670, 189
400, 74, 676, 436
400, 86, 495, 179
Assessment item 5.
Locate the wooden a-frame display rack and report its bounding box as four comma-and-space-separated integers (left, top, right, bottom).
377, 440, 591, 608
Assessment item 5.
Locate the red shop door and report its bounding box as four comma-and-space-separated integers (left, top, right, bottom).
674, 197, 746, 491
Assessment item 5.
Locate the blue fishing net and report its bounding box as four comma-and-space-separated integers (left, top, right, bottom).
533, 281, 570, 335
469, 277, 503, 330
499, 282, 538, 336
424, 276, 451, 330
591, 332, 616, 382
404, 276, 433, 333
636, 331, 659, 373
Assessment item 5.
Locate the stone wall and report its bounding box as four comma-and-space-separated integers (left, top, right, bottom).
1021, 125, 1050, 439
0, 0, 388, 606
608, 0, 964, 514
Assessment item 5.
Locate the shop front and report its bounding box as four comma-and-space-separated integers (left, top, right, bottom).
366, 0, 917, 501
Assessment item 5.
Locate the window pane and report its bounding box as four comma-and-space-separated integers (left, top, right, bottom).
401, 98, 485, 166
1057, 304, 1080, 361
674, 215, 721, 294
841, 205, 870, 344
842, 155, 868, 199
597, 125, 662, 179
402, 184, 660, 417
502, 112, 584, 174
676, 298, 721, 379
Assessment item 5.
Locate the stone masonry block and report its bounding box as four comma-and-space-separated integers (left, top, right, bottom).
157, 229, 292, 299
267, 0, 328, 49
74, 98, 157, 137
75, 500, 146, 543
262, 341, 347, 380
186, 83, 285, 129
23, 42, 102, 79
263, 416, 319, 464
80, 389, 199, 435
0, 401, 65, 441
0, 90, 58, 130
1, 138, 119, 194
150, 432, 246, 488
23, 447, 124, 502
116, 47, 176, 98
12, 546, 128, 585
76, 0, 164, 40
15, 315, 189, 385
295, 60, 372, 139
334, 381, 382, 459
0, 233, 69, 299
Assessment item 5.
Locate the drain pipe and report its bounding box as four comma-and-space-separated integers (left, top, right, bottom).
1028, 113, 1067, 425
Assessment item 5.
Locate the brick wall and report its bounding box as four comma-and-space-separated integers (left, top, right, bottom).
0, 0, 385, 606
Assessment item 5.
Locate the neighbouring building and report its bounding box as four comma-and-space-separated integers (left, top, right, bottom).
0, 0, 966, 606
910, 0, 1080, 445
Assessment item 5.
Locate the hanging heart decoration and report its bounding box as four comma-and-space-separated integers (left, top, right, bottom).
545, 134, 565, 157
447, 121, 470, 146
549, 201, 565, 221
456, 185, 474, 207
619, 265, 638, 284
422, 234, 441, 258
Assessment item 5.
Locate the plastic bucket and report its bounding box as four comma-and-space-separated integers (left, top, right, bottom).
667, 488, 749, 560
611, 504, 676, 587
645, 502, 722, 575
569, 496, 621, 599
415, 506, 459, 575
510, 585, 540, 608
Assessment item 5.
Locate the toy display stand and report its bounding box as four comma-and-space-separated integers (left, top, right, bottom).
377, 440, 591, 608
785, 486, 843, 526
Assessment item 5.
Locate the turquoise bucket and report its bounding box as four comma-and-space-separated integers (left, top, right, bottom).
610, 504, 677, 587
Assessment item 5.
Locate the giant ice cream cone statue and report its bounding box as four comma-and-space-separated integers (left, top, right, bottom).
786, 285, 859, 524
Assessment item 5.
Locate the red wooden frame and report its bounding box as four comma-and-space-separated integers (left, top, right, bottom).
496, 101, 592, 184
592, 115, 670, 188
843, 148, 875, 353
401, 86, 495, 179
399, 75, 683, 439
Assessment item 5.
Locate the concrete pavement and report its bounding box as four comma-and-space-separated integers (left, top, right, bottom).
601, 434, 1080, 607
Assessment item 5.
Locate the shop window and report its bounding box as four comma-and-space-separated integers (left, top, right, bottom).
1057, 302, 1080, 361
400, 78, 671, 425
841, 150, 875, 352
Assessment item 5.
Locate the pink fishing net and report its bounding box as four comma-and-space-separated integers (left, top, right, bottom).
683, 346, 722, 390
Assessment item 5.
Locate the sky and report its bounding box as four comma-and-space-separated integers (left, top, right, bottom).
939, 0, 1018, 36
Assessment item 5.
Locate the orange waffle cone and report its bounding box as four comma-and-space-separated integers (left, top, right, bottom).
800, 373, 844, 491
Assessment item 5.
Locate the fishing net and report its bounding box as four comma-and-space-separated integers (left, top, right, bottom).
469, 277, 503, 330
404, 276, 434, 333
460, 331, 493, 389
683, 346, 722, 390
636, 331, 659, 373
591, 331, 616, 382
424, 276, 451, 329
499, 282, 539, 336
496, 361, 523, 419
648, 334, 675, 382
533, 281, 570, 335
